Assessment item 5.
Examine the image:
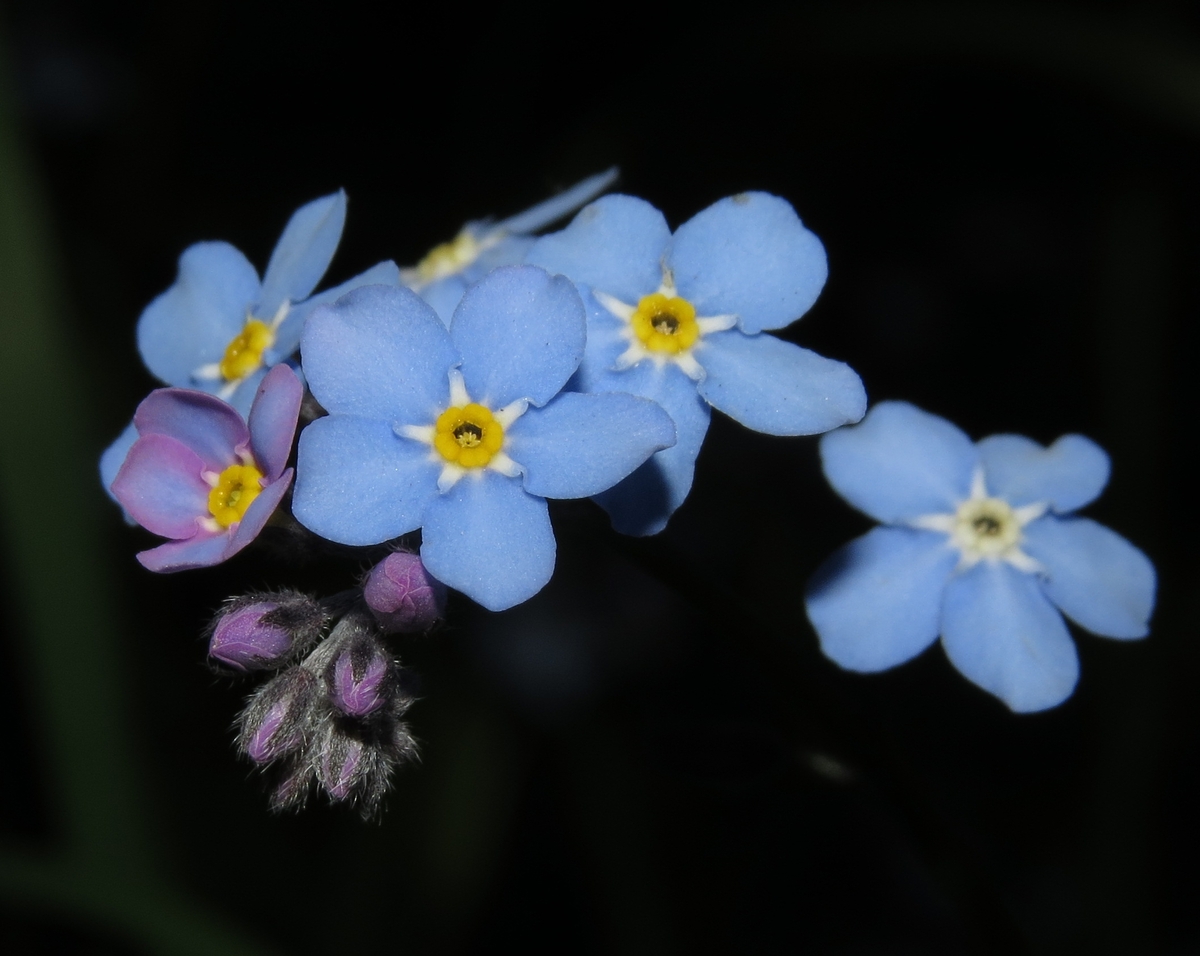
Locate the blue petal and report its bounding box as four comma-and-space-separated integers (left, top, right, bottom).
292, 416, 439, 545
258, 190, 347, 317
226, 367, 268, 419
941, 561, 1079, 712
450, 265, 585, 408
1022, 516, 1155, 639
248, 365, 302, 480
100, 421, 139, 502
468, 234, 536, 280
418, 275, 468, 327
496, 168, 619, 235
137, 242, 261, 386
573, 287, 634, 387
421, 471, 556, 611
134, 387, 247, 473
977, 433, 1110, 512
696, 330, 866, 436
806, 526, 957, 672
667, 192, 827, 335
819, 401, 977, 524
586, 362, 712, 536
525, 194, 669, 303
301, 284, 458, 424
508, 392, 675, 499
275, 259, 401, 355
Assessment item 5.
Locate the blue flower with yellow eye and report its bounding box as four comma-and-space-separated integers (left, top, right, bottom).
400, 169, 618, 325
805, 401, 1157, 712
526, 192, 867, 536
291, 265, 676, 611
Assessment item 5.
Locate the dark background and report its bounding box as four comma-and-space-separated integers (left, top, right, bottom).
0, 2, 1195, 953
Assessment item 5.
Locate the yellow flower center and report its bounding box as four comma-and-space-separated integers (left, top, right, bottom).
630, 293, 700, 354
416, 232, 480, 283
434, 403, 504, 469
219, 319, 275, 382
953, 497, 1021, 558
208, 463, 265, 528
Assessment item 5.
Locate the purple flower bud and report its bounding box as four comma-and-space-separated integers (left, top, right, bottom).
363, 552, 447, 634
209, 602, 291, 671
238, 667, 318, 764
328, 638, 392, 718
320, 736, 366, 802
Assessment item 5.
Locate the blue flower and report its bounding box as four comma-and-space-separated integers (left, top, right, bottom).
526, 192, 867, 536
400, 169, 618, 325
805, 401, 1156, 712
112, 365, 302, 572
291, 265, 676, 611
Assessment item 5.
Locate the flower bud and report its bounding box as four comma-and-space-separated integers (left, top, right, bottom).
318, 732, 367, 802
239, 667, 318, 764
208, 591, 328, 671
327, 636, 392, 718
362, 552, 447, 634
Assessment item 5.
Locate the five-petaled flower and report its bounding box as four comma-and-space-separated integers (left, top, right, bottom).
291, 265, 676, 611
400, 169, 618, 325
112, 365, 303, 572
805, 401, 1156, 712
526, 191, 867, 536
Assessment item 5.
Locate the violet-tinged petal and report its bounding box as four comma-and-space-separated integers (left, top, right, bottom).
421, 471, 555, 611
137, 531, 229, 573
100, 420, 138, 508
134, 387, 248, 473
248, 365, 302, 480
508, 391, 676, 500
224, 469, 293, 557
112, 434, 211, 538
1022, 515, 1155, 639
667, 192, 828, 335
258, 190, 347, 318
977, 433, 1110, 512
301, 284, 459, 424
941, 561, 1079, 713
450, 265, 586, 409
696, 331, 866, 436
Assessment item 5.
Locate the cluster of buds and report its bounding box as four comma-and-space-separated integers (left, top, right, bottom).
209, 552, 444, 815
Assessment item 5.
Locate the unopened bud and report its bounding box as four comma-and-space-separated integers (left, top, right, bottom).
327, 636, 392, 718
209, 591, 327, 671
239, 667, 318, 764
362, 552, 447, 634
319, 732, 367, 802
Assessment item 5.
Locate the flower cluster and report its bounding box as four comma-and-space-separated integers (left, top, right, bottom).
100, 173, 1156, 813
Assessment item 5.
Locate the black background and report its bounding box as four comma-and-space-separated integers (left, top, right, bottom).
0, 2, 1196, 953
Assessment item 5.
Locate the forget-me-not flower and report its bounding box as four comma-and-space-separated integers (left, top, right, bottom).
291, 265, 676, 611
401, 169, 618, 325
112, 365, 303, 572
805, 401, 1156, 712
526, 192, 867, 536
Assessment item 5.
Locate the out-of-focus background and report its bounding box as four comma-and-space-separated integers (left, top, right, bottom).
0, 2, 1195, 953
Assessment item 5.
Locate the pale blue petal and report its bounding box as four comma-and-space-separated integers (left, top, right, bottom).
496, 168, 619, 235
572, 286, 633, 388
292, 416, 439, 545
508, 392, 675, 499
978, 433, 1110, 512
134, 387, 247, 473
806, 526, 957, 672
587, 362, 711, 536
248, 365, 302, 479
421, 471, 555, 612
258, 190, 347, 317
820, 401, 977, 524
1022, 516, 1155, 639
418, 275, 468, 327
696, 331, 866, 436
137, 241, 261, 386
941, 561, 1079, 713
469, 234, 535, 280
301, 285, 458, 424
525, 194, 669, 303
450, 265, 585, 408
100, 421, 139, 502
275, 259, 401, 354
667, 192, 828, 335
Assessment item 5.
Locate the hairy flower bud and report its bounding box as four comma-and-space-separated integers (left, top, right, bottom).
362, 552, 447, 634
239, 667, 319, 764
327, 635, 392, 718
208, 591, 328, 672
